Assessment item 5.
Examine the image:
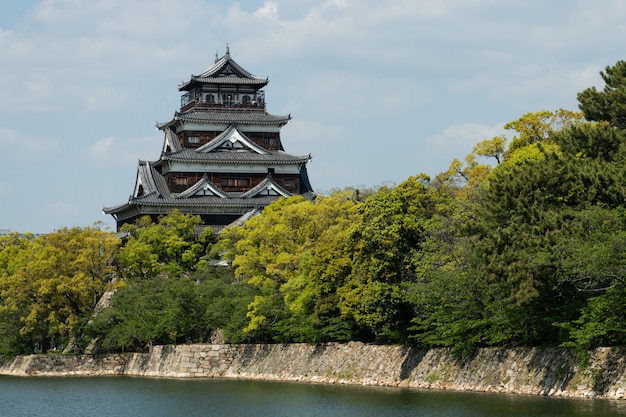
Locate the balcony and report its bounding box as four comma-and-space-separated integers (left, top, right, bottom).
180, 99, 266, 113
180, 90, 266, 112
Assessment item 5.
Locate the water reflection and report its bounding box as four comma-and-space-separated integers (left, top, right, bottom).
1, 376, 625, 417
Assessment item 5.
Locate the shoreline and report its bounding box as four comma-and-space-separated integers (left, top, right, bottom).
1, 342, 625, 399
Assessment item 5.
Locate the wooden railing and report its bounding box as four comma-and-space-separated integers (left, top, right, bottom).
180, 100, 266, 113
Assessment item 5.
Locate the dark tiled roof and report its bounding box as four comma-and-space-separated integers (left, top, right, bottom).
162, 127, 183, 153
135, 161, 160, 196
164, 109, 291, 126
103, 157, 311, 215
104, 188, 316, 216
172, 175, 228, 199
189, 75, 268, 86
102, 201, 131, 214
201, 52, 258, 79
196, 124, 268, 154
162, 149, 310, 165
135, 160, 171, 198
240, 176, 292, 198
158, 124, 310, 165
178, 50, 268, 90
104, 194, 285, 215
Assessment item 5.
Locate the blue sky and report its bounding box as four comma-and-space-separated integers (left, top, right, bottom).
0, 0, 622, 233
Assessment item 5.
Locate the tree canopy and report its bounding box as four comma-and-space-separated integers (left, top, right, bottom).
0, 225, 119, 354
3, 61, 626, 355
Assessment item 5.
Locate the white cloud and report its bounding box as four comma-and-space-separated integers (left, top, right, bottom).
254, 1, 279, 19
85, 134, 160, 168
425, 122, 507, 161
87, 136, 115, 160
0, 127, 59, 160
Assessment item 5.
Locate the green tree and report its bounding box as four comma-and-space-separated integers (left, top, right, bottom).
287, 207, 362, 342
87, 211, 238, 351
0, 226, 119, 353
504, 109, 583, 153
197, 264, 257, 344
412, 103, 615, 349
0, 233, 38, 356
223, 193, 361, 342
553, 60, 626, 349
87, 264, 252, 351
338, 175, 453, 343
454, 101, 626, 347
564, 286, 626, 351
440, 136, 505, 189
459, 149, 626, 346
117, 209, 212, 279
553, 119, 626, 162
578, 60, 626, 129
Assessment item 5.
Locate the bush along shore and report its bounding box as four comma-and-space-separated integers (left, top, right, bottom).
2, 343, 626, 400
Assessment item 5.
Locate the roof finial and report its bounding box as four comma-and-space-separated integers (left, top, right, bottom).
215, 50, 218, 63
225, 43, 230, 57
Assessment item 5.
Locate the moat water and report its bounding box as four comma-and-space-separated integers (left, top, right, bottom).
1, 376, 625, 416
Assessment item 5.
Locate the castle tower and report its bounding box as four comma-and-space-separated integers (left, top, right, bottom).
104, 47, 314, 231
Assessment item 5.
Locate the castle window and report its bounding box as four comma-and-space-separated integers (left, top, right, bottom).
188, 136, 200, 144
221, 178, 251, 188
175, 177, 188, 186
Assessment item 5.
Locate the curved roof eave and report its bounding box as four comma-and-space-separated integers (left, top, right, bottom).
103, 201, 132, 214
125, 196, 282, 209
157, 113, 291, 129
161, 152, 311, 165
178, 49, 269, 91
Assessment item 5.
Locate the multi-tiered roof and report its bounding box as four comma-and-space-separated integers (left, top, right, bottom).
104, 47, 314, 231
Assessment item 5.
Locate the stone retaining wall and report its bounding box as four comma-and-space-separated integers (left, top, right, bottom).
1, 343, 625, 399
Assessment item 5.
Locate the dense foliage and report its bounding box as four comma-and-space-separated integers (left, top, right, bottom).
2, 61, 626, 355
0, 225, 119, 354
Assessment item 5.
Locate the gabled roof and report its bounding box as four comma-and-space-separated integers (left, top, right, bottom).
197, 125, 267, 154
104, 193, 285, 215
162, 127, 182, 154
240, 176, 292, 198
172, 175, 228, 199
178, 46, 268, 91
133, 161, 169, 199
104, 160, 170, 214
104, 161, 300, 217
160, 124, 311, 166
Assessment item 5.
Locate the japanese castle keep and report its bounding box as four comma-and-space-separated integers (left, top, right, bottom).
104, 47, 315, 231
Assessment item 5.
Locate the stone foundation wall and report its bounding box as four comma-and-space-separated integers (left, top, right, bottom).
1, 343, 625, 399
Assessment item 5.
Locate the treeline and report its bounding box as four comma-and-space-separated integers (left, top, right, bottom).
3, 61, 626, 356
